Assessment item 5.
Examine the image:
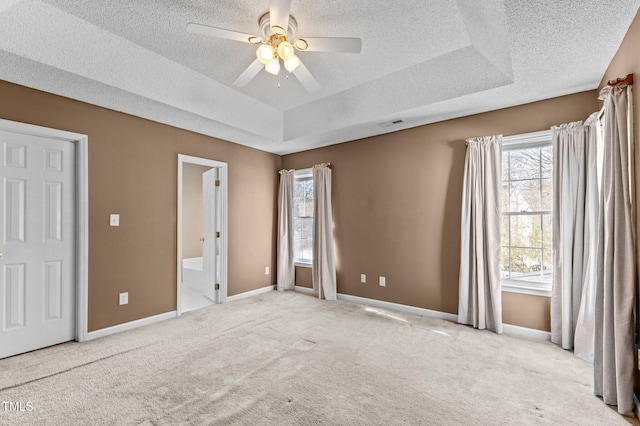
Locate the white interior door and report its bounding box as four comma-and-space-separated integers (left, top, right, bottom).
202, 168, 219, 303
0, 130, 75, 359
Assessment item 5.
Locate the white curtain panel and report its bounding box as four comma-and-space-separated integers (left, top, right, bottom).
458, 135, 503, 333
312, 163, 337, 300
573, 113, 603, 363
594, 84, 636, 415
551, 120, 599, 361
277, 169, 295, 291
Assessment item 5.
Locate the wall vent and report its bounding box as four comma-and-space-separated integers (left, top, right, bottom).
378, 119, 404, 128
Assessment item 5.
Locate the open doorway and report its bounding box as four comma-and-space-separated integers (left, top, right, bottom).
177, 155, 228, 315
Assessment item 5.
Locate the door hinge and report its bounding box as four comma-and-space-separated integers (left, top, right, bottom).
215, 283, 220, 290
215, 179, 220, 186
216, 232, 220, 238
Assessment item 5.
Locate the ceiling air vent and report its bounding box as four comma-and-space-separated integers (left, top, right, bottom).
378, 119, 404, 128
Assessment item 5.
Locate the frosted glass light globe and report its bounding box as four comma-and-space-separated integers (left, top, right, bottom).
277, 41, 295, 60
265, 58, 281, 75
256, 44, 275, 64
284, 55, 300, 72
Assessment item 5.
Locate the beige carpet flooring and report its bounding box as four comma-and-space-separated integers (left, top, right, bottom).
0, 290, 637, 425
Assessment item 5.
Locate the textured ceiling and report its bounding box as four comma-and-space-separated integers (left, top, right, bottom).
0, 0, 638, 154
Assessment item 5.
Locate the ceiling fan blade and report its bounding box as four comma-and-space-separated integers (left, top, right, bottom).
292, 60, 320, 93
301, 37, 362, 53
270, 0, 291, 35
187, 22, 258, 43
233, 59, 264, 87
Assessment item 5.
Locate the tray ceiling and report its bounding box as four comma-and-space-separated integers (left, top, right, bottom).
0, 0, 638, 154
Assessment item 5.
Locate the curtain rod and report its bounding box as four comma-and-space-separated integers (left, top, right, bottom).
607, 73, 633, 87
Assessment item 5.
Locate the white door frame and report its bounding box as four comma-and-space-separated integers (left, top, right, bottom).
177, 154, 228, 315
0, 118, 89, 342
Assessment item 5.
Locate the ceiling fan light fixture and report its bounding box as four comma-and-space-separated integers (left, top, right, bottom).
293, 38, 308, 50
265, 58, 281, 75
271, 25, 286, 36
284, 55, 300, 72
256, 44, 275, 64
277, 41, 295, 60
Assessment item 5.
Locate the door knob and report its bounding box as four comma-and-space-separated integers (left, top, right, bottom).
200, 237, 205, 242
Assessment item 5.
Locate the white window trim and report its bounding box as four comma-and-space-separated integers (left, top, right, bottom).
501, 130, 553, 298
293, 168, 313, 266
502, 280, 552, 297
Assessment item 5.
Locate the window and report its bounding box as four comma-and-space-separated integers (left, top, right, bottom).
293, 169, 313, 265
501, 131, 553, 295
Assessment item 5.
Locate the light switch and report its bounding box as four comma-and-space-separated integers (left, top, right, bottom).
110, 214, 120, 226
119, 292, 128, 305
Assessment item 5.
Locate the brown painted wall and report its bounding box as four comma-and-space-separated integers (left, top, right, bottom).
182, 163, 211, 259
295, 266, 313, 288
0, 80, 280, 332
282, 91, 599, 331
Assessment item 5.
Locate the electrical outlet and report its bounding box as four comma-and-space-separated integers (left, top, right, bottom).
265, 266, 270, 275
110, 214, 120, 226
360, 274, 366, 283
119, 292, 128, 305
379, 276, 386, 287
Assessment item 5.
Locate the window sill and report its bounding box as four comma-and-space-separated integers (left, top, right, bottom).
294, 262, 312, 268
501, 281, 551, 298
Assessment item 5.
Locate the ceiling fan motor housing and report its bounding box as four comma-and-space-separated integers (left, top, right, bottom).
259, 12, 298, 41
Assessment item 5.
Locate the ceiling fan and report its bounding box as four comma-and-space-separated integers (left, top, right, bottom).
187, 0, 362, 93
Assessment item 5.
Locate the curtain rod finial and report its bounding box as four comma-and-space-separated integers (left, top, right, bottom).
607, 74, 633, 87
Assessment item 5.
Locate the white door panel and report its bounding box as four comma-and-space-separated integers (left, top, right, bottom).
202, 168, 218, 303
0, 130, 75, 359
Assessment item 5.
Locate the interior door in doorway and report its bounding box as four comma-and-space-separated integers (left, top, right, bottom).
0, 130, 76, 359
202, 167, 220, 303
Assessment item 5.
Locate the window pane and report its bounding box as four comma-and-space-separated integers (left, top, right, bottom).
294, 238, 303, 260
509, 247, 542, 276
293, 182, 304, 216
501, 216, 509, 246
304, 200, 313, 218
501, 183, 509, 212
542, 214, 552, 248
511, 214, 542, 248
300, 238, 313, 260
509, 148, 540, 180
541, 178, 552, 210
301, 217, 313, 239
509, 180, 541, 212
502, 152, 509, 182
501, 247, 510, 279
293, 217, 302, 239
303, 179, 313, 217
293, 174, 314, 261
542, 248, 552, 278
541, 145, 552, 178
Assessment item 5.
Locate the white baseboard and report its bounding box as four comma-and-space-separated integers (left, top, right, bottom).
502, 323, 551, 341
294, 285, 314, 294
85, 311, 177, 341
335, 293, 551, 341
227, 285, 275, 302
337, 293, 459, 322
